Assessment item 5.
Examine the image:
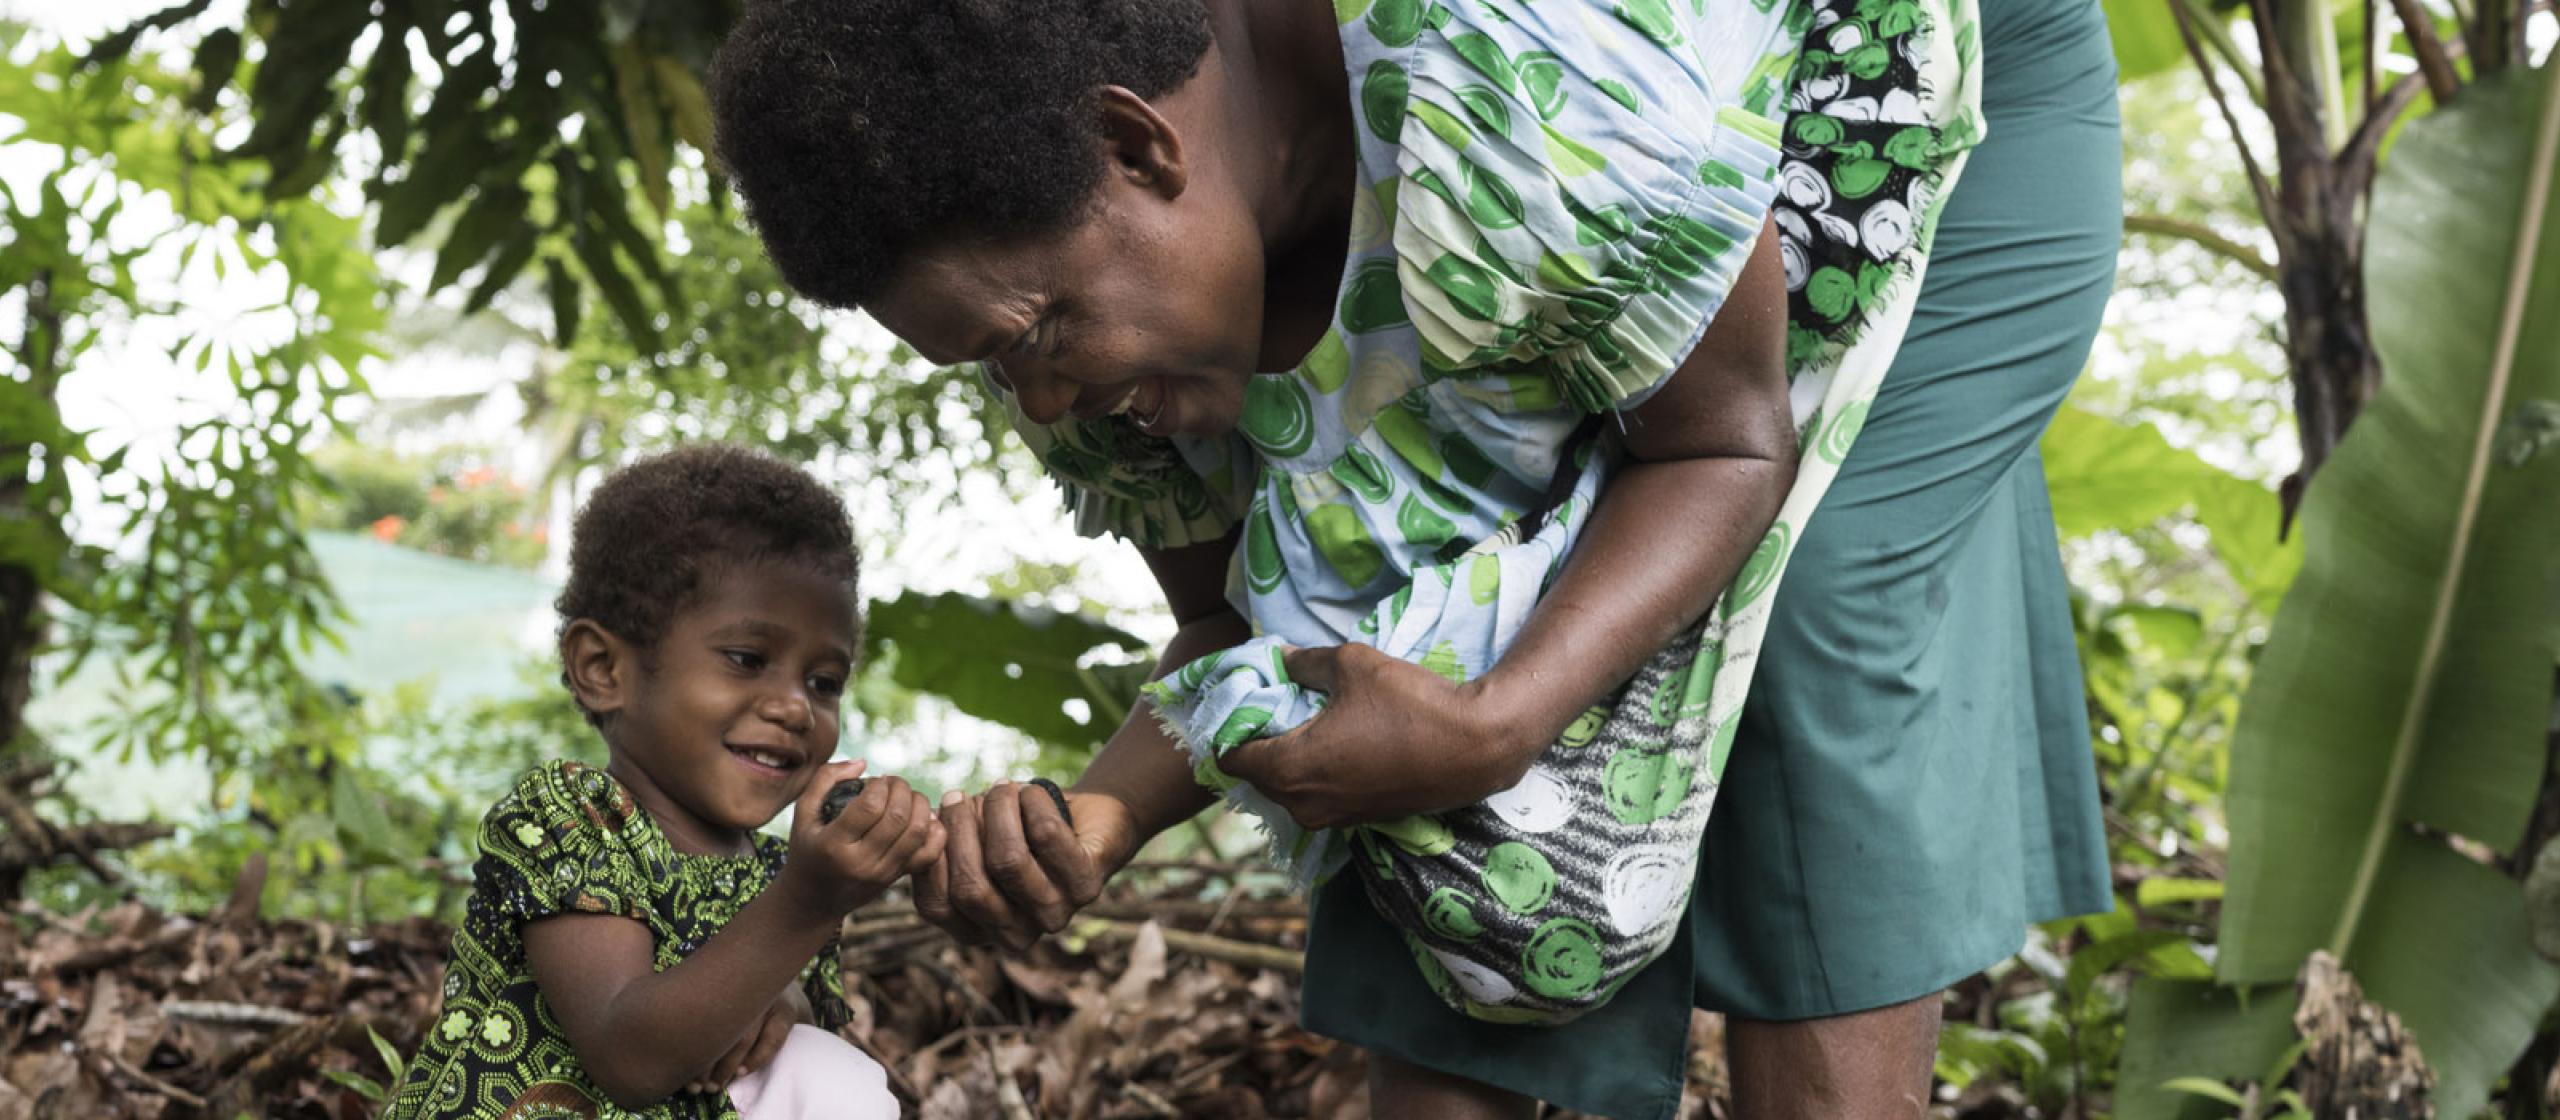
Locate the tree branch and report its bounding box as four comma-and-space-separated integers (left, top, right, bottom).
2179, 0, 2271, 105
2177, 0, 2286, 230
2125, 212, 2284, 281
2386, 0, 2465, 102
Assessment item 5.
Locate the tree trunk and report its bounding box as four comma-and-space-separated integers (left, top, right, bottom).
1, 267, 62, 757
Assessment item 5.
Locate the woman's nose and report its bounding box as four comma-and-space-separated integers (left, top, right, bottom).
993, 358, 1081, 426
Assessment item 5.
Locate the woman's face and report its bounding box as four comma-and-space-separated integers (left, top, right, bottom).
867, 87, 1269, 439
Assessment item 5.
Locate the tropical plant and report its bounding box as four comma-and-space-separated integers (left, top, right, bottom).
2118, 65, 2560, 1119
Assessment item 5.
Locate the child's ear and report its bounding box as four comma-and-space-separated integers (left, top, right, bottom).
561, 619, 634, 719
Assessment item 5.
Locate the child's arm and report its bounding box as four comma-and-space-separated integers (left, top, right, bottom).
525, 761, 941, 1108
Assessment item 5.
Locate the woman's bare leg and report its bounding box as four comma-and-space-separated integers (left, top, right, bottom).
1368, 1052, 1539, 1120
1727, 992, 1941, 1119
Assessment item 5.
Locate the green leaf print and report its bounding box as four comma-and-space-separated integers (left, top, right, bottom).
1560, 705, 1609, 748
1302, 330, 1351, 393
1373, 402, 1447, 479
1818, 400, 1868, 464
1483, 842, 1558, 914
1412, 100, 1477, 151
1537, 249, 1598, 289
1455, 85, 1514, 140
1426, 253, 1507, 323
1846, 42, 1893, 79
1214, 705, 1277, 750
1596, 77, 1642, 114
1643, 213, 1737, 281
1832, 151, 1892, 199
1884, 125, 1935, 170
1332, 441, 1396, 503
1538, 120, 1609, 177
1728, 521, 1792, 608
1419, 641, 1467, 682
1425, 887, 1488, 941
1504, 372, 1562, 410
1791, 113, 1845, 147
1602, 746, 1692, 825
1805, 265, 1857, 322
1516, 51, 1569, 121
1307, 501, 1387, 586
1448, 32, 1520, 90
1459, 161, 1528, 230
1613, 0, 1684, 45
1341, 258, 1410, 334
1240, 376, 1316, 457
1399, 495, 1458, 551
1569, 198, 1635, 247
1336, 0, 1373, 23
1469, 553, 1503, 605
1856, 262, 1893, 311
1369, 0, 1427, 46
1362, 61, 1411, 145
1522, 917, 1605, 999
1379, 813, 1457, 856
1698, 158, 1745, 189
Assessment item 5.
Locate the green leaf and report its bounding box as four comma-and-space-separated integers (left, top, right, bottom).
2135, 877, 2226, 908
2158, 1077, 2248, 1108
185, 27, 240, 115
543, 255, 581, 348
2104, 0, 2191, 83
863, 592, 1152, 751
2216, 67, 2560, 1120
2117, 978, 2297, 1120
428, 185, 531, 293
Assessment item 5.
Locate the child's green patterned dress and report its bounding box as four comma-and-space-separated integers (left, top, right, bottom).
382, 762, 850, 1120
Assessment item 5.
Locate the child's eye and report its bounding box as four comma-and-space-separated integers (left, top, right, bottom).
806, 674, 846, 700
724, 649, 767, 671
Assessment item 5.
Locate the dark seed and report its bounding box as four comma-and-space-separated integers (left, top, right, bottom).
817, 778, 866, 825
1028, 777, 1073, 825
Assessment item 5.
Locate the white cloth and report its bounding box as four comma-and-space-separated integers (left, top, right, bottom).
728, 1025, 900, 1120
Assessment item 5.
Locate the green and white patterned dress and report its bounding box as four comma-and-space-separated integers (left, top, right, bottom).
1010, 0, 1984, 1023
384, 762, 851, 1120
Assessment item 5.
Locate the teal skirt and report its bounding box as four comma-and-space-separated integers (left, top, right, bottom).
1296, 0, 2123, 1113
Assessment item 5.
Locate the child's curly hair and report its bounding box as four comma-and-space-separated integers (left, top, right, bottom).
555, 445, 860, 721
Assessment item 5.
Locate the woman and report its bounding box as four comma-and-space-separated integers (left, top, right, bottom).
709, 0, 2118, 1112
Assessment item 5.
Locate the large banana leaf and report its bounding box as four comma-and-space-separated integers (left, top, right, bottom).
864, 591, 1155, 753
2205, 64, 2560, 1117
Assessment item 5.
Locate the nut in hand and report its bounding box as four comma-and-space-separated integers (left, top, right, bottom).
817, 777, 866, 825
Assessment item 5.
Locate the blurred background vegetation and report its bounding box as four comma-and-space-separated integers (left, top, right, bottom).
0, 0, 2553, 1115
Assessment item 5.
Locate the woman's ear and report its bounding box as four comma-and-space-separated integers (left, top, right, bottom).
561, 619, 634, 720
1095, 85, 1189, 198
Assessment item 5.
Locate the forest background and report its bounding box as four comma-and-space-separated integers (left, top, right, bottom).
0, 0, 2555, 1115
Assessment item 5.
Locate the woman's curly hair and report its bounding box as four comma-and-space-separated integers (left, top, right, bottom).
709, 0, 1214, 308
555, 445, 861, 719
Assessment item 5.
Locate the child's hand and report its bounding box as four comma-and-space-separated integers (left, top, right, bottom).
685, 985, 807, 1095
778, 760, 946, 919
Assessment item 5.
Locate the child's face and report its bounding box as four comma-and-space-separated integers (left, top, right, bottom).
607, 561, 858, 847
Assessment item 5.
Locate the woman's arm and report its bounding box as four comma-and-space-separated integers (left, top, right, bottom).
1216, 216, 1796, 828
525, 767, 941, 1106
912, 532, 1249, 949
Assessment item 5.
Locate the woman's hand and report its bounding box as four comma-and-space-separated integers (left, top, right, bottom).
911, 782, 1138, 951
1215, 643, 1543, 831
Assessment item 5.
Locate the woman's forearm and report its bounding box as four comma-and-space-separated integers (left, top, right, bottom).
1071, 609, 1251, 865
1473, 217, 1797, 769
1472, 450, 1792, 762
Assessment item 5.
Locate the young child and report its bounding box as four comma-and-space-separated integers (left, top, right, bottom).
383, 445, 936, 1119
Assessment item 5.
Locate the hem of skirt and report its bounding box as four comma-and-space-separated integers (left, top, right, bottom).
1700, 924, 2036, 1024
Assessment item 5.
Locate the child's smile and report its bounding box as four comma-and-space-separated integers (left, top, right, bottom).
598, 561, 859, 857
